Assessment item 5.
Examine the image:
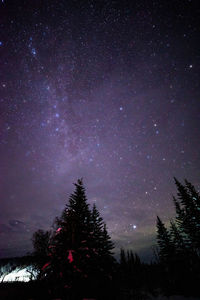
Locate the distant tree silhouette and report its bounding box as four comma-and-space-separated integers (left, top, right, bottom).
118, 248, 144, 297
0, 261, 17, 282
119, 248, 141, 280
32, 229, 50, 256
32, 229, 51, 277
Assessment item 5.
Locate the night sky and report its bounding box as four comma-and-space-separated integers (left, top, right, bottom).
0, 0, 200, 261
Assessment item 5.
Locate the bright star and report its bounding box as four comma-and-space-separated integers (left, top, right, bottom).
31, 48, 36, 56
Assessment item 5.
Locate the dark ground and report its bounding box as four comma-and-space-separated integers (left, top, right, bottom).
1, 281, 200, 300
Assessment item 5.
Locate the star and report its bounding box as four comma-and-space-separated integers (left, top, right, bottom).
31, 48, 36, 56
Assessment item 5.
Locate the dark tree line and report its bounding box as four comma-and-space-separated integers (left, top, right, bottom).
156, 178, 200, 295
29, 177, 200, 299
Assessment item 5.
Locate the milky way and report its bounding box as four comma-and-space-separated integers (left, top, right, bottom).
0, 0, 200, 260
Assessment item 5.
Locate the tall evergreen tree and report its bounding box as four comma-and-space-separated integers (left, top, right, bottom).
156, 178, 200, 295
101, 224, 115, 257
173, 178, 200, 255
169, 220, 185, 254
156, 216, 174, 263
35, 179, 115, 291
91, 203, 104, 254
157, 179, 200, 260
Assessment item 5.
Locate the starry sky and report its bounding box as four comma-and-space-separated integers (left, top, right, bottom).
0, 0, 200, 261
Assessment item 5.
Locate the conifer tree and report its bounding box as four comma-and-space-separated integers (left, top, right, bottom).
157, 178, 200, 261
32, 229, 51, 277
173, 178, 200, 255
35, 179, 115, 289
156, 178, 200, 295
101, 224, 115, 257
120, 248, 126, 267
91, 204, 104, 254
170, 220, 185, 254
156, 216, 174, 263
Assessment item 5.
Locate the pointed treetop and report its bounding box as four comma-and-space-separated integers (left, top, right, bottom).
75, 178, 83, 186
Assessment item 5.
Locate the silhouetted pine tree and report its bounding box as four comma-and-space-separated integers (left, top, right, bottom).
174, 178, 200, 255
156, 216, 178, 294
170, 220, 185, 254
156, 216, 174, 264
101, 224, 115, 257
36, 179, 115, 295
169, 219, 189, 285
90, 204, 104, 257
156, 178, 200, 295
91, 205, 115, 267
120, 248, 126, 267
156, 178, 200, 261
